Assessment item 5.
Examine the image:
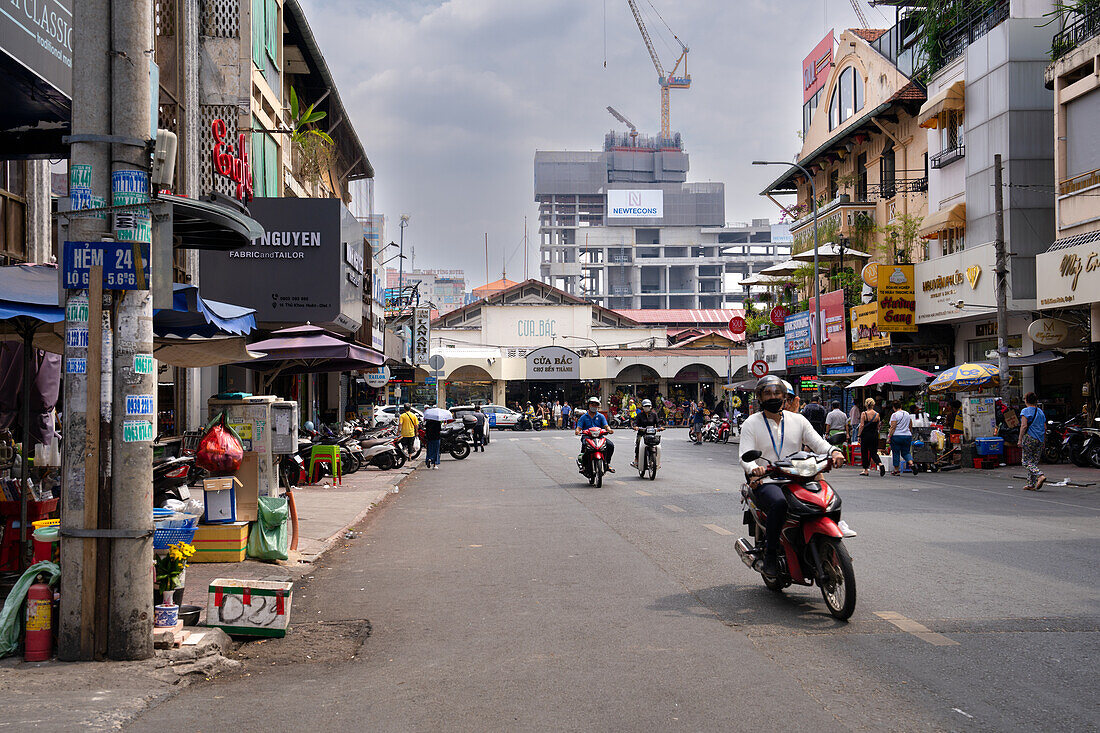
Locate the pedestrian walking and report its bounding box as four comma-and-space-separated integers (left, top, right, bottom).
825, 400, 847, 437
801, 395, 827, 436
858, 398, 885, 476
1019, 392, 1047, 491
424, 412, 443, 469
849, 401, 862, 444
553, 400, 562, 429
398, 404, 419, 460
561, 401, 572, 429
471, 404, 487, 452
888, 400, 916, 475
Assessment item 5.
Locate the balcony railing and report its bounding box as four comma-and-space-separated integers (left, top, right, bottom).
931, 145, 966, 169
923, 0, 1010, 77
867, 176, 928, 199
1058, 167, 1100, 197
1052, 6, 1100, 60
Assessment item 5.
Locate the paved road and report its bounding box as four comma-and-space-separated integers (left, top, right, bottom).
130, 430, 1100, 732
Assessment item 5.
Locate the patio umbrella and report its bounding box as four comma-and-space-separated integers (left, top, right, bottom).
738, 273, 784, 288
928, 362, 1001, 394
846, 365, 933, 389
758, 259, 804, 277
243, 324, 385, 390
0, 264, 64, 554
791, 241, 873, 264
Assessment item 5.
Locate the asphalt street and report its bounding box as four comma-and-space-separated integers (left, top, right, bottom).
129, 430, 1100, 732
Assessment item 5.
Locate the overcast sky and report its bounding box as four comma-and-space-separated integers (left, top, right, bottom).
303, 0, 883, 283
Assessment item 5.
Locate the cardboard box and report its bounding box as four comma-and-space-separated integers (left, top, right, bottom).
206, 578, 293, 637
191, 522, 249, 562
234, 453, 259, 522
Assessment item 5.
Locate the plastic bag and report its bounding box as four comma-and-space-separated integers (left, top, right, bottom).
246, 496, 289, 561
0, 561, 60, 658
195, 412, 244, 476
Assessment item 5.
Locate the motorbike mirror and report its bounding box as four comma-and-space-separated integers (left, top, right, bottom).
827, 433, 847, 446
741, 449, 762, 462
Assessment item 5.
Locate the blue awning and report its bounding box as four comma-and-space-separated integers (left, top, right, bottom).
0, 264, 65, 329
154, 284, 257, 338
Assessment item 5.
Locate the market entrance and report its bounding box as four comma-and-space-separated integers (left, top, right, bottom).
505, 380, 599, 412
444, 365, 494, 406
670, 364, 719, 408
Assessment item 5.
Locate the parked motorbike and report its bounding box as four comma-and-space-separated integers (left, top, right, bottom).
1059, 416, 1100, 467
1043, 417, 1069, 464
440, 422, 472, 460
577, 427, 610, 487
635, 425, 662, 480
153, 455, 203, 507
736, 437, 856, 621
715, 415, 733, 443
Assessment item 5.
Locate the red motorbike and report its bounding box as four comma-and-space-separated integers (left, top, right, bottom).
577, 427, 610, 487
716, 416, 733, 443
736, 443, 857, 620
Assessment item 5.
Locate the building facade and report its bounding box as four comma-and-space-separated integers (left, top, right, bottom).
386, 269, 468, 315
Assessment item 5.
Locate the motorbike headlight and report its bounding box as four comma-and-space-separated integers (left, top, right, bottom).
789, 457, 821, 477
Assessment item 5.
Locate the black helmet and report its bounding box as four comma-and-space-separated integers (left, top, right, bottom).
754, 375, 788, 402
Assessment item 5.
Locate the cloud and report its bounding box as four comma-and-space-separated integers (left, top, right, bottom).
302, 0, 864, 278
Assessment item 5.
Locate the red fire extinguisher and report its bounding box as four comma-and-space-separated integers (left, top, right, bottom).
24, 575, 52, 662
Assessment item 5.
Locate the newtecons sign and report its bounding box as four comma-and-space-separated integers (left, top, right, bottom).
199, 197, 363, 334
607, 190, 664, 219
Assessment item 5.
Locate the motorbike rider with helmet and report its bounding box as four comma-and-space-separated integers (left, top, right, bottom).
631, 399, 663, 467
575, 396, 615, 472
740, 375, 844, 578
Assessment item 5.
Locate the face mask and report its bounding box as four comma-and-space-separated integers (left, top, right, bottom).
761, 398, 784, 413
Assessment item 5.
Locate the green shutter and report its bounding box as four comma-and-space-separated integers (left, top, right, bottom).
265, 0, 278, 63
251, 124, 265, 197
252, 0, 264, 69
264, 134, 279, 196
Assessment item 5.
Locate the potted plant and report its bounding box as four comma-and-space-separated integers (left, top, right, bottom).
154, 541, 194, 627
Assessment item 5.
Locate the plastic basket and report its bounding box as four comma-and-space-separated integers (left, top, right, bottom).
153, 526, 197, 550
32, 518, 60, 529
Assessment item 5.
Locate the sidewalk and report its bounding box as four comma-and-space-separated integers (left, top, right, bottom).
0, 460, 419, 730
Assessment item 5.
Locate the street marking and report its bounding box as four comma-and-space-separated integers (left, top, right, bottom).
554, 436, 564, 440
635, 490, 651, 496
703, 523, 733, 536
874, 612, 959, 646
509, 438, 519, 441
468, 544, 482, 548
663, 504, 685, 513
531, 437, 542, 441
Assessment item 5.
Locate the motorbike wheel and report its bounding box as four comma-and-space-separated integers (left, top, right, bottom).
532, 421, 543, 432
341, 448, 361, 475
373, 452, 395, 471
595, 461, 604, 488
1042, 444, 1061, 464
392, 451, 407, 469
817, 538, 857, 621
450, 443, 471, 460
1070, 443, 1091, 468
279, 457, 298, 489
1087, 445, 1100, 469
723, 431, 730, 444
637, 454, 646, 478
648, 456, 657, 481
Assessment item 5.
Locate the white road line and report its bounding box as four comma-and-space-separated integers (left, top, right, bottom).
531, 437, 542, 441
554, 437, 564, 440
874, 611, 959, 646
635, 489, 651, 496
508, 438, 519, 441
911, 477, 1100, 512
703, 523, 733, 536
663, 504, 685, 513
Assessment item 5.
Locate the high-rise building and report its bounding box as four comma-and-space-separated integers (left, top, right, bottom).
535, 133, 788, 310
386, 269, 468, 315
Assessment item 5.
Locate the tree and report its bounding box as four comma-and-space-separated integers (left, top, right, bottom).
878, 214, 924, 264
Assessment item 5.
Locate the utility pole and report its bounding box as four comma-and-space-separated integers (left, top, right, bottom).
109, 0, 155, 660
59, 0, 112, 662
993, 154, 1010, 403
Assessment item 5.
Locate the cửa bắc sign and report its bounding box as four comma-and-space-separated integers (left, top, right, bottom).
525, 346, 580, 380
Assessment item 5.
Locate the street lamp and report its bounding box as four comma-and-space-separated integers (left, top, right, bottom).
381, 253, 407, 267
754, 159, 823, 396
561, 335, 600, 356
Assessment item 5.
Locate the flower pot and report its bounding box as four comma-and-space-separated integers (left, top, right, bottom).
155, 586, 185, 609
154, 602, 179, 628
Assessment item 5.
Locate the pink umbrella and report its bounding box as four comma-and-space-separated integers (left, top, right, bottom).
846, 364, 934, 389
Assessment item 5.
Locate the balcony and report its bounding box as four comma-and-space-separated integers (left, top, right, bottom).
931, 145, 965, 170
867, 176, 929, 198
922, 0, 1009, 77
1052, 6, 1100, 61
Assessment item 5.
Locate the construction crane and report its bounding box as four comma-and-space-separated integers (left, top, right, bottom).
606, 106, 638, 143
626, 0, 690, 140
850, 0, 870, 28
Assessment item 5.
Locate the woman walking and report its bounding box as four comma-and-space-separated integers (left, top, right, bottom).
1018, 392, 1047, 491
888, 400, 916, 475
858, 397, 885, 476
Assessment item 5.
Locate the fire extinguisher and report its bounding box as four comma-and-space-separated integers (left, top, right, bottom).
24, 574, 52, 662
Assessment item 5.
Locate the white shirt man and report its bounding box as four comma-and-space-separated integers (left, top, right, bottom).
739, 408, 841, 476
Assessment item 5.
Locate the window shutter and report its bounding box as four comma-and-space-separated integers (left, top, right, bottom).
266, 0, 278, 62
251, 0, 264, 68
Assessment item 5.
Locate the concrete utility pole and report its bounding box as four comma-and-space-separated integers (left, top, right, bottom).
108, 0, 155, 661
993, 154, 1010, 403
59, 0, 112, 662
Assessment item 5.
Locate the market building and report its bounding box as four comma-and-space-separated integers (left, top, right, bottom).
430, 280, 742, 410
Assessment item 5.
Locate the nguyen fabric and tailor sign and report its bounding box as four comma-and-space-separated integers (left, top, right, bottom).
607, 190, 663, 219
877, 264, 917, 332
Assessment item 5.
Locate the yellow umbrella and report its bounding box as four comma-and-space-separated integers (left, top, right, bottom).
928, 362, 1001, 393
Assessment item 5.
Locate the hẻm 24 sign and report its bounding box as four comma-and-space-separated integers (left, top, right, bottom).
63, 241, 151, 290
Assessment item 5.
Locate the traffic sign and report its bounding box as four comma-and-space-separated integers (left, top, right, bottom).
769, 305, 789, 327
751, 360, 769, 378
428, 354, 445, 370
63, 241, 150, 290
729, 315, 746, 334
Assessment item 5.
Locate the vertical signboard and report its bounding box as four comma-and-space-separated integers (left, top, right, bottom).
877, 264, 917, 332
412, 306, 430, 365
808, 289, 848, 367
802, 32, 834, 104
784, 311, 812, 370
850, 302, 891, 350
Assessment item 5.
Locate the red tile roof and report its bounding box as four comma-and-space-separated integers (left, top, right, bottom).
472, 278, 520, 295
887, 80, 927, 103
612, 309, 743, 325
850, 28, 888, 43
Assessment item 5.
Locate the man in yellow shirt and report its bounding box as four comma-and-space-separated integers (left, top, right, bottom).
398, 404, 419, 458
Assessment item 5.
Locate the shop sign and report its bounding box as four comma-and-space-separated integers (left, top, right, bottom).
1027, 318, 1071, 347
770, 305, 789, 327
808, 289, 848, 366
362, 367, 389, 388
729, 316, 746, 334
916, 243, 996, 322
826, 364, 854, 375
210, 119, 253, 203
802, 32, 834, 103
749, 336, 786, 374
861, 262, 879, 288
784, 311, 812, 369
0, 0, 73, 98
877, 264, 916, 332
849, 302, 891, 351
525, 346, 580, 380
412, 307, 430, 365
1036, 242, 1100, 309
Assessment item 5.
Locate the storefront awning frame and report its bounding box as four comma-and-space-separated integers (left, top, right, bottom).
918, 80, 965, 129
919, 202, 966, 239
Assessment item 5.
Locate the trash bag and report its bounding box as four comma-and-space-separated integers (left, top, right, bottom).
195, 412, 244, 476
246, 496, 289, 561
0, 561, 60, 658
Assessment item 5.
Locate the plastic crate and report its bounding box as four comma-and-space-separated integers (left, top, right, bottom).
973, 456, 999, 470
1004, 444, 1021, 465
975, 437, 1004, 456
153, 526, 197, 550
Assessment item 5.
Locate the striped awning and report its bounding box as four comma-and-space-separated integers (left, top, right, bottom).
918, 80, 965, 129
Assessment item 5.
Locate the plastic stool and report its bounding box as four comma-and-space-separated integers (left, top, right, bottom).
308, 445, 342, 485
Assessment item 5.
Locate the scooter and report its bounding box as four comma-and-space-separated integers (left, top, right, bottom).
715, 415, 733, 443
635, 425, 662, 480
153, 455, 203, 507
577, 427, 610, 487
736, 436, 856, 621
440, 422, 472, 460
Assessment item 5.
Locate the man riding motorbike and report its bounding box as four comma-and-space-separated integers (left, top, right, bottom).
575, 396, 615, 472
739, 375, 844, 578
631, 399, 663, 467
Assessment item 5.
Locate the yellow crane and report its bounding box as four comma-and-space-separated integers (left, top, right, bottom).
626, 0, 690, 141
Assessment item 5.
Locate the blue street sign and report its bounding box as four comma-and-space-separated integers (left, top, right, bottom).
825, 364, 855, 375
62, 241, 151, 290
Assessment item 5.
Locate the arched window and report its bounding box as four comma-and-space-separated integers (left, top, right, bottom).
828, 66, 866, 131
